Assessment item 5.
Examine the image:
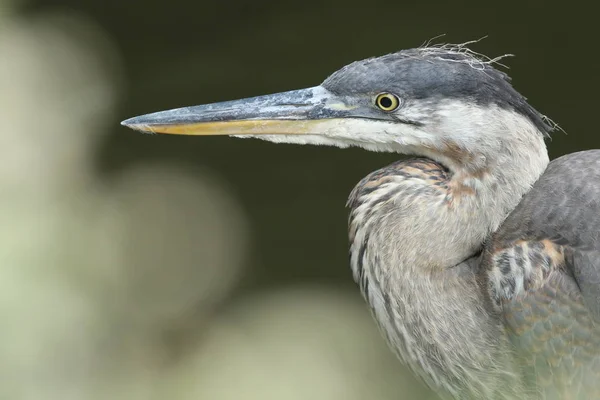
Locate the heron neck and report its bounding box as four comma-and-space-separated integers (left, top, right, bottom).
348, 127, 548, 398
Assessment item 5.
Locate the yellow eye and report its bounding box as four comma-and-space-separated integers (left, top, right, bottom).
375, 93, 400, 111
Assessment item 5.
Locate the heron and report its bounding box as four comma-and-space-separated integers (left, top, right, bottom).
121, 44, 600, 399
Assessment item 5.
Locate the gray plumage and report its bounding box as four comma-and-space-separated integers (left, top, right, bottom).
122, 43, 600, 400
482, 151, 600, 398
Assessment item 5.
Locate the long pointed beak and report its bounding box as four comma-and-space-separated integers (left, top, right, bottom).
121, 86, 357, 136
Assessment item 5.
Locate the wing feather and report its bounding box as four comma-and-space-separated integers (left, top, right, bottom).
483, 150, 600, 398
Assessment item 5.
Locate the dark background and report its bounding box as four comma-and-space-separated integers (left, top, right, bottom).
4, 0, 598, 398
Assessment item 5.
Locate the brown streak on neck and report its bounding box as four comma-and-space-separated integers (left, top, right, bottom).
424, 140, 491, 203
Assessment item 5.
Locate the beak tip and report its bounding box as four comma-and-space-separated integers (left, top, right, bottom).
121, 116, 154, 133
121, 116, 139, 127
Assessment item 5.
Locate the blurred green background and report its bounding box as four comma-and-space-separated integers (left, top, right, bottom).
1, 0, 597, 398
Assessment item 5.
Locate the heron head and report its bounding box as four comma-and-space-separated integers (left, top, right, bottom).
122, 45, 554, 171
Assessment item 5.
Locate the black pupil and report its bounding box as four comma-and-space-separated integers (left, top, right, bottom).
379, 95, 393, 109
